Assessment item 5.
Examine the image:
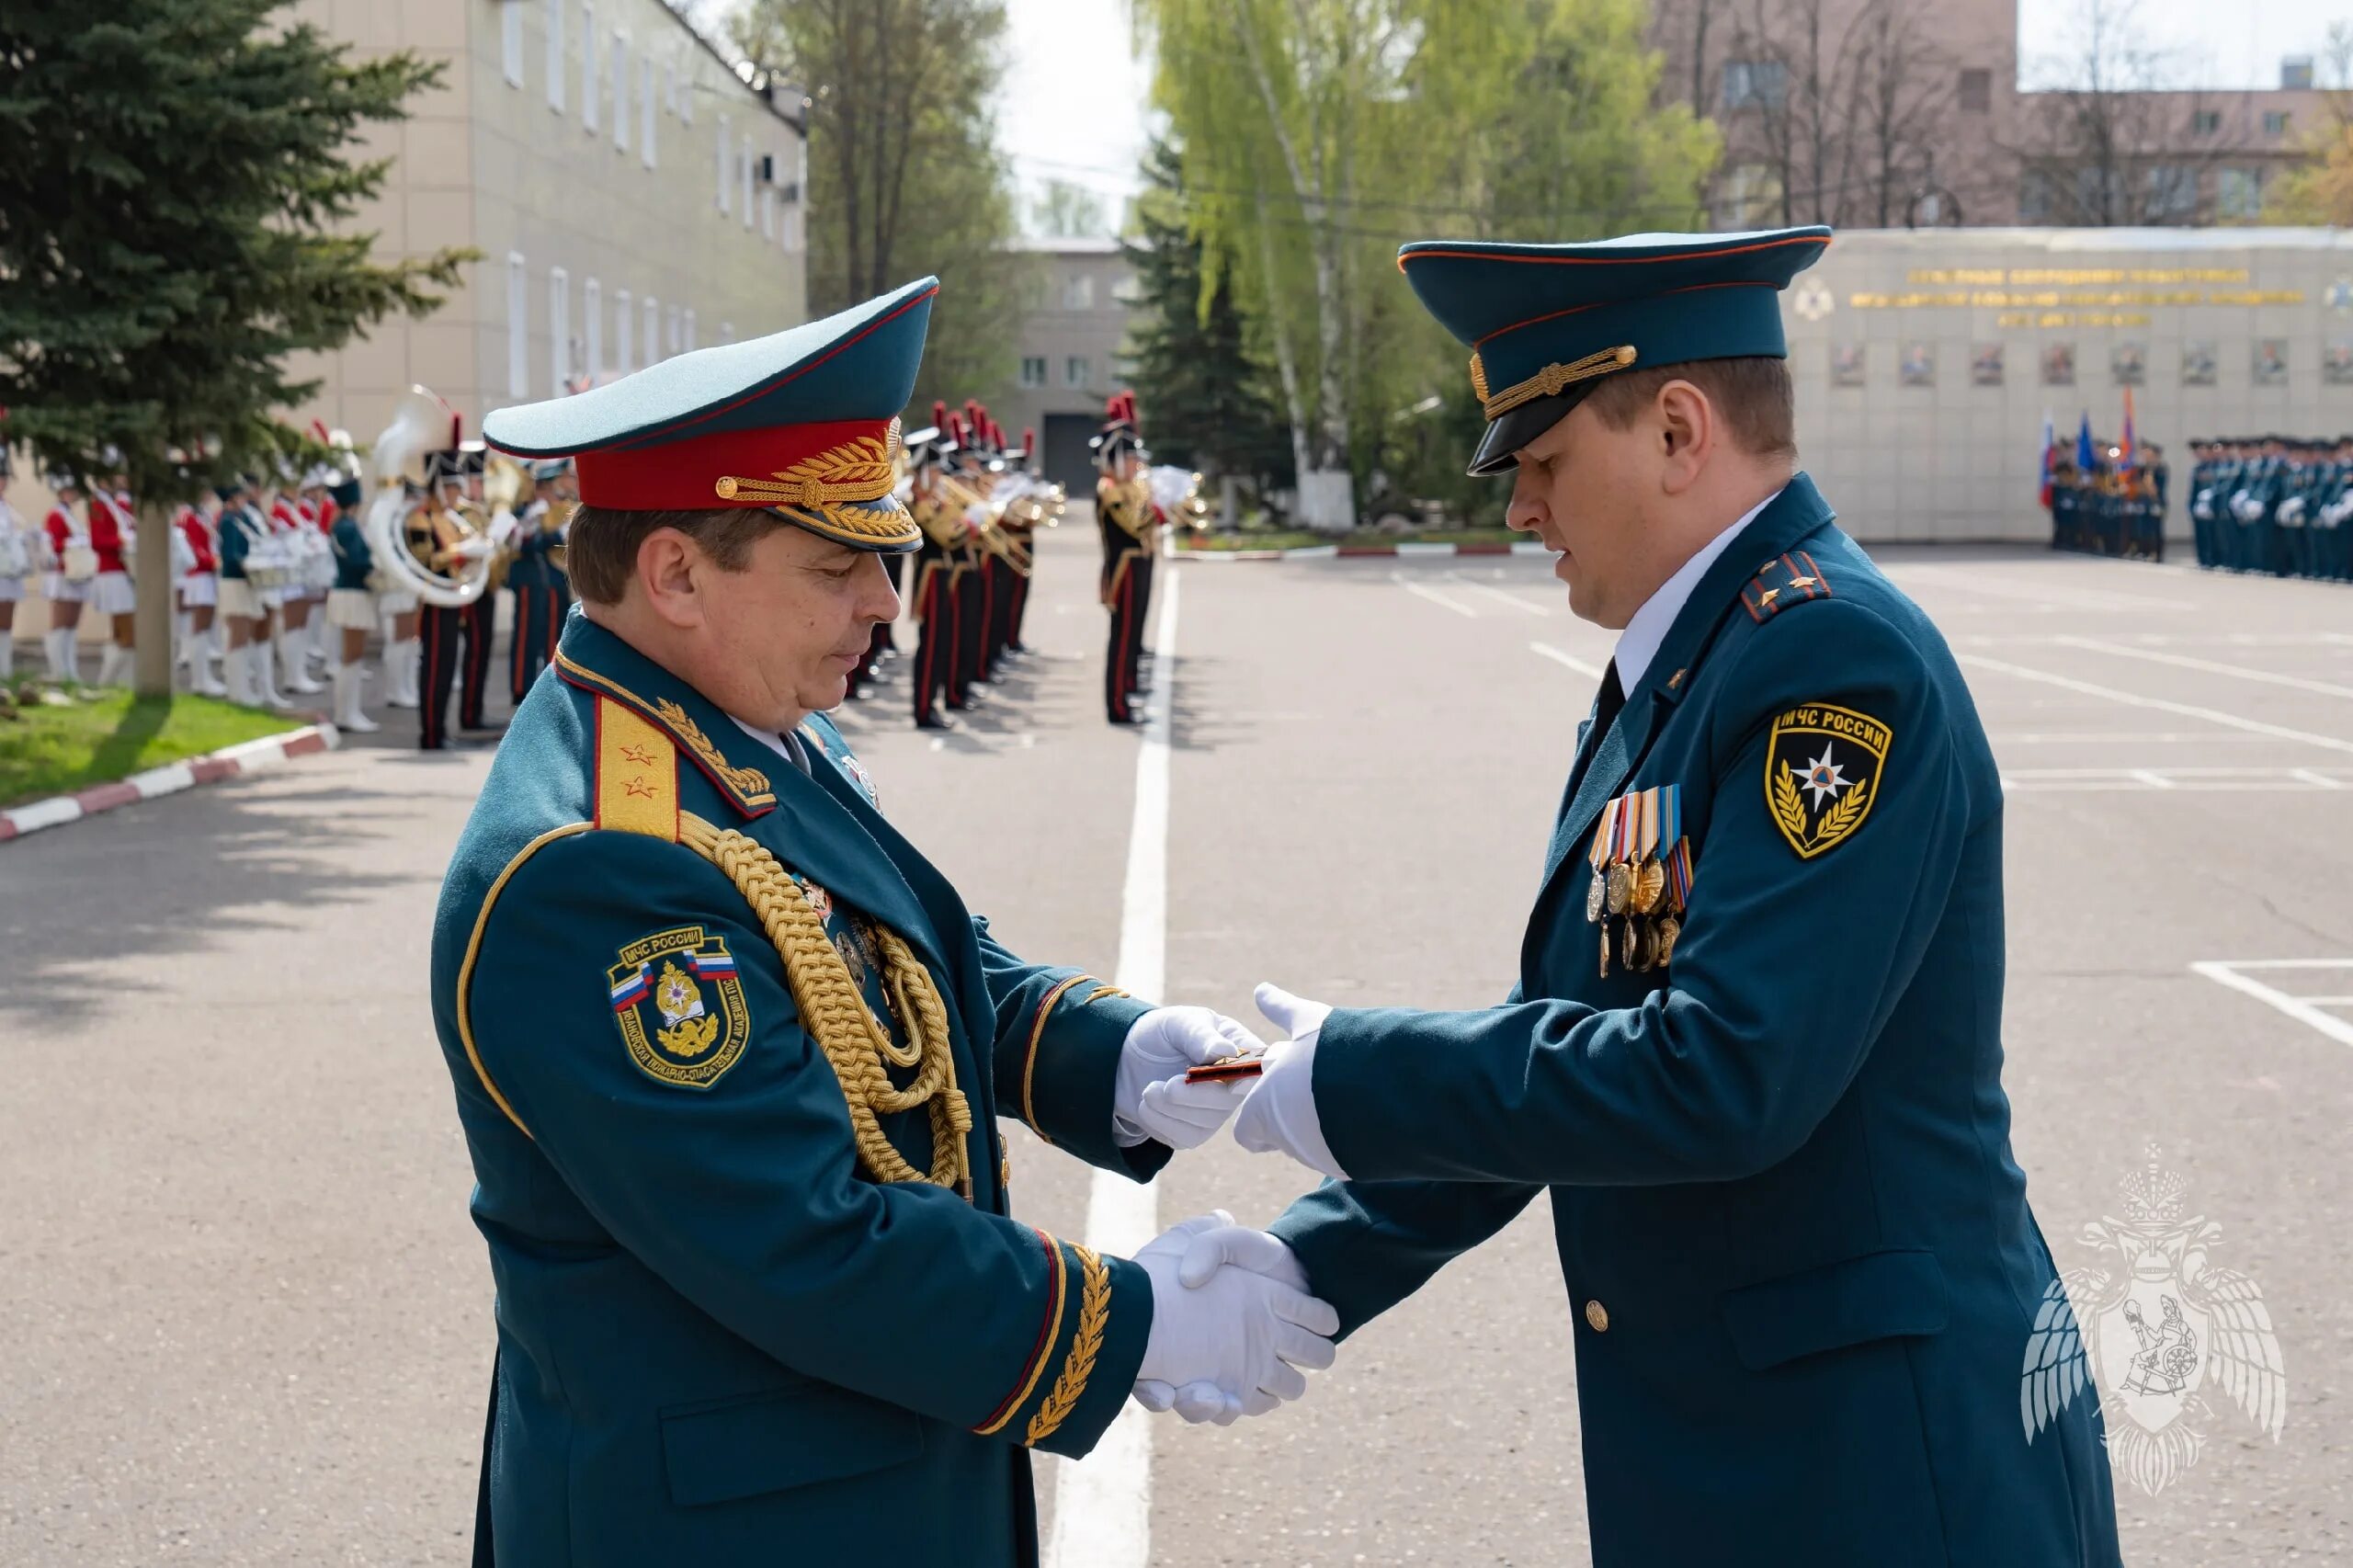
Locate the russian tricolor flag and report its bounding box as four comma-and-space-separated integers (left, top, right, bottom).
610, 964, 650, 1011
690, 950, 738, 980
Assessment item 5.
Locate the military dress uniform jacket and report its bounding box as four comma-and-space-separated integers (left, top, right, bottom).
428, 615, 1163, 1567
505, 500, 567, 591
1097, 477, 1152, 604
1270, 476, 2120, 1568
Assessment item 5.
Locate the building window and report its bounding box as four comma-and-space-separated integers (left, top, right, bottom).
2075, 165, 2122, 219
716, 115, 730, 213
783, 142, 807, 252
1722, 59, 1787, 111
2019, 168, 2053, 222
1064, 355, 1090, 388
580, 4, 597, 133
2217, 166, 2263, 219
584, 278, 602, 384
1958, 68, 1990, 112
1019, 356, 1047, 389
506, 253, 529, 398
762, 183, 776, 240
611, 31, 629, 153
2193, 108, 2222, 135
740, 134, 754, 229
640, 57, 655, 166
544, 0, 564, 112
502, 1, 525, 86
2144, 165, 2197, 222
643, 294, 660, 365
614, 288, 633, 374
683, 308, 697, 353
1063, 273, 1095, 310
549, 267, 571, 393
2264, 110, 2290, 137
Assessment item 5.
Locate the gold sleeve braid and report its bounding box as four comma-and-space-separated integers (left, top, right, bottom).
678, 812, 974, 1196
1025, 1243, 1109, 1446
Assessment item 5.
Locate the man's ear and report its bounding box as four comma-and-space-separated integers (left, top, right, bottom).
635, 528, 705, 630
1655, 381, 1714, 495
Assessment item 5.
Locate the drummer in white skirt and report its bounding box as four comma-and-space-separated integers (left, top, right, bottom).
37, 472, 96, 681
0, 449, 29, 682
324, 469, 380, 733
85, 472, 140, 687
214, 477, 289, 709
264, 473, 324, 696
174, 486, 227, 697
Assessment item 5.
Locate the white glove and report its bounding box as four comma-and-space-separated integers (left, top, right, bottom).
1231, 983, 1349, 1180
1113, 1006, 1264, 1150
1131, 1211, 1338, 1425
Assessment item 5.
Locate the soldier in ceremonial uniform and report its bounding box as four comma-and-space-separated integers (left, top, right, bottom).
1094, 395, 1156, 725
905, 409, 963, 730
1223, 229, 2122, 1568
438, 279, 1338, 1566
948, 407, 996, 705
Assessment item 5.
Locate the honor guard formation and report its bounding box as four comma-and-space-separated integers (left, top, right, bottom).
2045, 436, 2168, 562
2187, 435, 2353, 581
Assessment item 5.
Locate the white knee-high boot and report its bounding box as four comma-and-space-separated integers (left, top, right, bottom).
333, 660, 380, 733
94, 642, 126, 687
253, 637, 289, 708
278, 630, 322, 694
385, 638, 421, 708
175, 610, 192, 667
47, 628, 77, 680
190, 629, 226, 697
0, 630, 15, 681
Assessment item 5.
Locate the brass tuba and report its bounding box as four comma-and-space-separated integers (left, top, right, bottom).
364, 386, 495, 607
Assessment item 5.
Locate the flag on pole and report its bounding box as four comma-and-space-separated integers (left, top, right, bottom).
2120, 386, 2136, 467
2075, 412, 2096, 473
2039, 410, 2055, 506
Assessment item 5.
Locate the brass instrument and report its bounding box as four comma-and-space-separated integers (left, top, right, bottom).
365, 385, 496, 607
481, 453, 535, 591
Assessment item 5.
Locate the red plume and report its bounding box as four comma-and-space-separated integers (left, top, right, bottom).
931, 399, 949, 429
1022, 426, 1036, 454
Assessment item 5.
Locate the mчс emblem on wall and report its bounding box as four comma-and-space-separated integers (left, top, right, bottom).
2021, 1146, 2287, 1494
608, 925, 752, 1089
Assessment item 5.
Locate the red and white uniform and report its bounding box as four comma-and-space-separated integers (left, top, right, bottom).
176, 504, 220, 608
85, 491, 138, 615
0, 496, 26, 603
42, 505, 90, 601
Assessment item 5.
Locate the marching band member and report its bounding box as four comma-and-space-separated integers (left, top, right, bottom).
0, 449, 28, 682
267, 472, 324, 696
174, 483, 227, 697
1093, 395, 1156, 725
325, 468, 380, 733
907, 408, 961, 730
506, 458, 574, 704
214, 477, 286, 708
39, 472, 93, 682
948, 410, 994, 707
85, 472, 139, 687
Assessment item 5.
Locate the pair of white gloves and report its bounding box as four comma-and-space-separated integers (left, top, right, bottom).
1107, 987, 1349, 1425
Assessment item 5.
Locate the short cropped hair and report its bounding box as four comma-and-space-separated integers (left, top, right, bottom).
563, 505, 781, 605
1584, 356, 1797, 460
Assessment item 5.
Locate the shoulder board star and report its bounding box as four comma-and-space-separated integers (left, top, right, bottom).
1741, 550, 1831, 624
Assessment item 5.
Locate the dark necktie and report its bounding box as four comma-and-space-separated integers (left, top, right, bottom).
1591, 659, 1626, 743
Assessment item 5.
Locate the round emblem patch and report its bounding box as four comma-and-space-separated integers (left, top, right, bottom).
608, 925, 752, 1088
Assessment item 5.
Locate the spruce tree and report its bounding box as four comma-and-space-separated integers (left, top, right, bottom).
0, 0, 471, 691
1120, 138, 1293, 511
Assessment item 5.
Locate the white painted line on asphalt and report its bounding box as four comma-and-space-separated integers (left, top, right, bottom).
1990, 731, 2273, 744
2052, 635, 2353, 701
1885, 568, 2192, 613
2291, 768, 2347, 789
1391, 571, 1478, 618
2203, 958, 2353, 969
2129, 768, 2177, 789
1529, 641, 1607, 679
2190, 960, 2353, 1050
1959, 655, 2353, 757
2294, 995, 2353, 1006
1045, 568, 1179, 1568
1444, 572, 1549, 615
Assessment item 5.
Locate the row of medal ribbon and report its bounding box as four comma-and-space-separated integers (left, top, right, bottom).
1586, 784, 1694, 977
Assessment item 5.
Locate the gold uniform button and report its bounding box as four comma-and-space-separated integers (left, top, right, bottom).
1585, 1300, 1610, 1334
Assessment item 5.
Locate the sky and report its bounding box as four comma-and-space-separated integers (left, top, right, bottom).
2018, 0, 2350, 90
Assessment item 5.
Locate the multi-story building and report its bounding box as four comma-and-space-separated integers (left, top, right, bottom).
995, 236, 1138, 492
1649, 0, 2332, 231
286, 0, 810, 446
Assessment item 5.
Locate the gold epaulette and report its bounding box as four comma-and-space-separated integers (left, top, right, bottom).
594, 694, 682, 840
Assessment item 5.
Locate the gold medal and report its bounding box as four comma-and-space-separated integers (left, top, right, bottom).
1605, 860, 1632, 915
1586, 869, 1608, 923
1586, 800, 1617, 925
1599, 922, 1612, 979
1655, 915, 1682, 966
1623, 917, 1654, 972
1631, 857, 1666, 916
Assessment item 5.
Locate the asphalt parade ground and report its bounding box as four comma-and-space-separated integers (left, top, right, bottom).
4, 517, 2349, 1566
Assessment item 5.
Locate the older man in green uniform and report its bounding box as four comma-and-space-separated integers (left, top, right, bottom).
1214, 230, 2122, 1566
433, 278, 1337, 1567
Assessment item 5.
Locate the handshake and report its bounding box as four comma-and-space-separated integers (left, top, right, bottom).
1108, 986, 1348, 1425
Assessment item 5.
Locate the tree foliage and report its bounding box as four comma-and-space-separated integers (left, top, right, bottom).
1121, 139, 1293, 494
2265, 22, 2353, 226
734, 0, 1027, 408
0, 0, 471, 499
1131, 0, 1715, 528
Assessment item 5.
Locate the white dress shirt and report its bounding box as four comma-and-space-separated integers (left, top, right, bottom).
1612, 487, 1783, 691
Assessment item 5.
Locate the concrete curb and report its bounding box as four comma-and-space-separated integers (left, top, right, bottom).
1178, 540, 1549, 562
0, 722, 341, 845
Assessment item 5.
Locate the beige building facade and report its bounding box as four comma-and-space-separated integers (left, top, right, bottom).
1783, 227, 2353, 542
287, 0, 810, 447
996, 237, 1140, 492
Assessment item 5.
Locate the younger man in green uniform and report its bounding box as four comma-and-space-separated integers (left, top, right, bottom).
1225, 229, 2122, 1567
434, 278, 1338, 1567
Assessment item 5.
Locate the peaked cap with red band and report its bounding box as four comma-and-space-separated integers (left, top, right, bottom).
483, 276, 938, 552
1398, 228, 1829, 475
